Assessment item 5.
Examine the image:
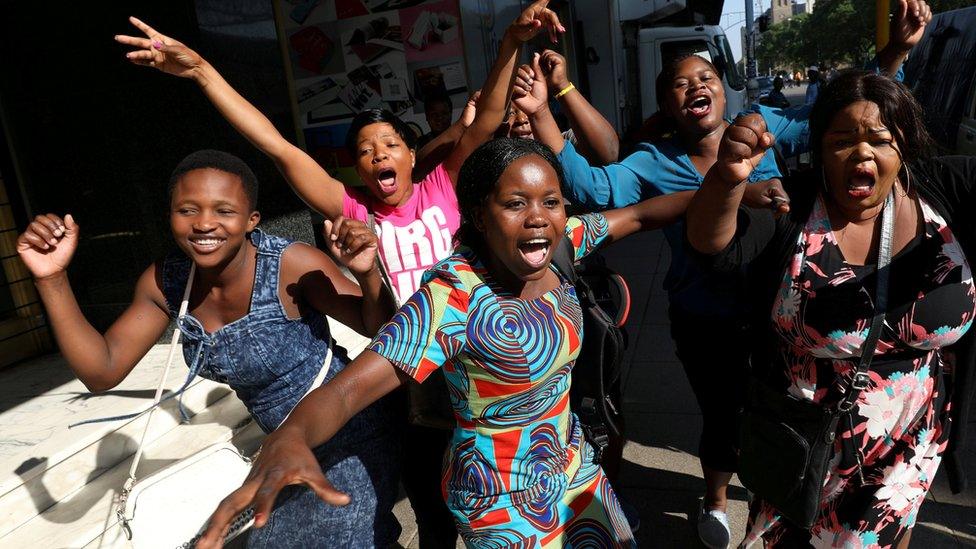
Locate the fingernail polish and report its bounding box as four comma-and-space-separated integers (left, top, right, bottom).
153, 40, 163, 49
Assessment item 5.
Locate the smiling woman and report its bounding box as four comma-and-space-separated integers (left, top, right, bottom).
16, 149, 402, 548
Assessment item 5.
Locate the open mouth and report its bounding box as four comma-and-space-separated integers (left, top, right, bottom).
188, 235, 226, 253
517, 238, 551, 269
846, 167, 876, 199
686, 95, 712, 118
375, 168, 398, 197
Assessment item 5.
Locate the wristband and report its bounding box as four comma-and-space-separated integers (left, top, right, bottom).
554, 83, 576, 99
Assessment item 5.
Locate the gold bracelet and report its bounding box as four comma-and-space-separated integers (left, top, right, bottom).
554, 83, 576, 99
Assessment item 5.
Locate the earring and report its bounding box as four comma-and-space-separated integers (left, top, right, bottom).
901, 164, 912, 197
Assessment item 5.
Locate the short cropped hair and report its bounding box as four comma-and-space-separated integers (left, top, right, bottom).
345, 109, 417, 155
168, 149, 259, 209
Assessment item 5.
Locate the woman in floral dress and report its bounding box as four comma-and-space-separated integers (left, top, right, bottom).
686, 71, 976, 547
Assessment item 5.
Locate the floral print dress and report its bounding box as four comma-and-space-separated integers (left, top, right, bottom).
369, 214, 635, 548
744, 195, 975, 548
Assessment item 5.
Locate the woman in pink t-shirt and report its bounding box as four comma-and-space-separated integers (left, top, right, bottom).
117, 2, 567, 546
115, 6, 557, 294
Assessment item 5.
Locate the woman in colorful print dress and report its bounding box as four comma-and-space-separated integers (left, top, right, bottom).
195, 138, 694, 548
686, 71, 976, 547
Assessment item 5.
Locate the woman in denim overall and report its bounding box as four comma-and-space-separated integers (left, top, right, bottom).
16, 150, 400, 548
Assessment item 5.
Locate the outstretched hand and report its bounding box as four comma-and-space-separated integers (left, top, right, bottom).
17, 214, 79, 280
508, 0, 565, 44
115, 16, 203, 78
196, 428, 349, 549
322, 217, 380, 278
714, 114, 775, 187
890, 0, 932, 51
512, 53, 548, 115
460, 90, 481, 128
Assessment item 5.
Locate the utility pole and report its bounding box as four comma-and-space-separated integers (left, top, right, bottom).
745, 0, 758, 101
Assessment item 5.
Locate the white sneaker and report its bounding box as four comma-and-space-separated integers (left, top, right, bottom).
697, 502, 731, 549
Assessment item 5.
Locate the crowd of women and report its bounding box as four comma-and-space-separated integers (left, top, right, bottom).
15, 0, 973, 547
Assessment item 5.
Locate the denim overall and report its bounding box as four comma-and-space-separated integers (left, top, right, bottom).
161, 229, 400, 548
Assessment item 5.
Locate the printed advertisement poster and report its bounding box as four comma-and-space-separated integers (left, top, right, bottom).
274, 0, 466, 185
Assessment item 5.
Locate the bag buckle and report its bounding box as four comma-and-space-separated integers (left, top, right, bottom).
850, 371, 871, 391
581, 421, 609, 464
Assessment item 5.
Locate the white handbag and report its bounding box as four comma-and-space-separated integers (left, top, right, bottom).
117, 263, 254, 548
117, 259, 337, 547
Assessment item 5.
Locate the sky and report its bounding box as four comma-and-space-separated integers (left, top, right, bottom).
722, 0, 750, 63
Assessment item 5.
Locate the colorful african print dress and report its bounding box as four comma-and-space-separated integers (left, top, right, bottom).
743, 196, 975, 548
370, 214, 635, 548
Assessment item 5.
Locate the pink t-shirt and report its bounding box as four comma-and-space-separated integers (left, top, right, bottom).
343, 163, 460, 304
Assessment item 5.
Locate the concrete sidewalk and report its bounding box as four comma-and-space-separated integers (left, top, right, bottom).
394, 230, 976, 547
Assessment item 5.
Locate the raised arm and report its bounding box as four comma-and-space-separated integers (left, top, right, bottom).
602, 191, 695, 243
442, 0, 565, 184
197, 349, 406, 548
413, 91, 479, 181
876, 0, 932, 77
17, 214, 171, 392
686, 114, 775, 254
116, 17, 345, 219
286, 217, 394, 337
540, 49, 619, 164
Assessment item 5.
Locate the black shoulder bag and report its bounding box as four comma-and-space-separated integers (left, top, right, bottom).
551, 236, 628, 463
737, 192, 894, 528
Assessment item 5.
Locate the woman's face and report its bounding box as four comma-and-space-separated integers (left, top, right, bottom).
821, 100, 903, 219
354, 122, 416, 207
170, 168, 260, 269
496, 106, 534, 140
663, 56, 726, 135
478, 155, 566, 283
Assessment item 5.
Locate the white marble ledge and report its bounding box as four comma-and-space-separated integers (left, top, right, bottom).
0, 345, 232, 493
1, 409, 263, 549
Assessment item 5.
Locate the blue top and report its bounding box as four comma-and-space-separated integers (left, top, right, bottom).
558, 138, 781, 316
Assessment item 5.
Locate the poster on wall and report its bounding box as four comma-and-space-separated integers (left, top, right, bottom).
274, 0, 466, 186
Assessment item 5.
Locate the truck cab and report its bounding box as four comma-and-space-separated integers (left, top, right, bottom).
636, 25, 746, 121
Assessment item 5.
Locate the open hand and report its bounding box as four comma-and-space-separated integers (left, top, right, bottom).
460, 90, 481, 128
890, 0, 932, 52
115, 16, 203, 78
508, 0, 565, 44
323, 217, 379, 277
17, 214, 79, 280
715, 114, 775, 186
512, 54, 548, 115
196, 428, 349, 549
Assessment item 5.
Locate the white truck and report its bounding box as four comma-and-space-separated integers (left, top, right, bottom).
620, 0, 747, 132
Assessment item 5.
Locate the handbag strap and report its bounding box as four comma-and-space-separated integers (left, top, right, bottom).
122, 263, 196, 494
367, 212, 402, 307
835, 191, 895, 414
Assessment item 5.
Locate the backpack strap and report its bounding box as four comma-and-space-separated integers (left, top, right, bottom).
551, 236, 578, 285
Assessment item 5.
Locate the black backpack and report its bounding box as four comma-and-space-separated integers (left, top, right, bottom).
551, 236, 630, 463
